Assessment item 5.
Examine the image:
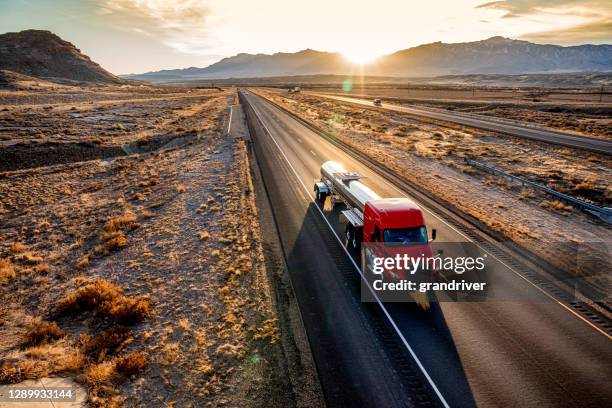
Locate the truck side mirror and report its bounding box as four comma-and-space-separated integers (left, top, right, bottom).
430, 229, 437, 242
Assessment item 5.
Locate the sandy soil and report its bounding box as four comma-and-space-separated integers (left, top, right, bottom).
254, 88, 611, 300
0, 87, 298, 407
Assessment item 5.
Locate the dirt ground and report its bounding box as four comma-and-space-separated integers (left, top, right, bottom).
302, 86, 612, 139
0, 87, 303, 407
0, 86, 229, 172
254, 88, 611, 300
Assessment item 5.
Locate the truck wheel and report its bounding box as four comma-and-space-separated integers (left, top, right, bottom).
345, 225, 360, 250
315, 188, 327, 203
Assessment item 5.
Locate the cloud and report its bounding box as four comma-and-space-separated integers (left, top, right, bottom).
100, 0, 216, 54
476, 0, 611, 18
520, 18, 612, 44
476, 0, 612, 44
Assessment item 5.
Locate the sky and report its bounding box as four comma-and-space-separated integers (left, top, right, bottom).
0, 0, 610, 74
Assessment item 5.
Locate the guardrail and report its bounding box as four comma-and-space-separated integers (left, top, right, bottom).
464, 158, 612, 224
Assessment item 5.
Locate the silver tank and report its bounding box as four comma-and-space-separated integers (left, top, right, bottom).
321, 161, 380, 210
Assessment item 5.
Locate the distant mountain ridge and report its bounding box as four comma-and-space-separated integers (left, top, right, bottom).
126, 37, 612, 82
0, 30, 122, 84
139, 49, 354, 81
372, 36, 612, 76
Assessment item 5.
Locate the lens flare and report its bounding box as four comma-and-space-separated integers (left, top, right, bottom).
342, 79, 353, 92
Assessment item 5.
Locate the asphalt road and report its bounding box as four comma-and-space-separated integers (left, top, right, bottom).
241, 90, 612, 408
242, 92, 444, 408
302, 92, 612, 155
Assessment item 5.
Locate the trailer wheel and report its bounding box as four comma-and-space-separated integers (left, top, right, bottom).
315, 188, 327, 203
345, 225, 360, 250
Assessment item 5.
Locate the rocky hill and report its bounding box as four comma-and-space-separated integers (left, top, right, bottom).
0, 30, 122, 84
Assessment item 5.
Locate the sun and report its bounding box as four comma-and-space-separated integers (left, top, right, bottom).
341, 49, 380, 65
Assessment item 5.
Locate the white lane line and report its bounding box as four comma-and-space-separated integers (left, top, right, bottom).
261, 93, 611, 341
247, 94, 451, 408
227, 105, 233, 135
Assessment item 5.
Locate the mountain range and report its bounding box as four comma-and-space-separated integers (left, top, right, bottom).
126, 36, 612, 82
0, 30, 610, 85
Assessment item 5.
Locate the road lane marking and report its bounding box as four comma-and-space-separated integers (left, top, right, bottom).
310, 150, 317, 157
257, 92, 612, 341
226, 105, 233, 135
246, 93, 452, 408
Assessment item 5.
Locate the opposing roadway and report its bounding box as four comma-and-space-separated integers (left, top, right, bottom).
298, 91, 612, 155
241, 89, 612, 408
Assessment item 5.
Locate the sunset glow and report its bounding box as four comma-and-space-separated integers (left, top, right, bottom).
341, 49, 381, 65
0, 0, 610, 73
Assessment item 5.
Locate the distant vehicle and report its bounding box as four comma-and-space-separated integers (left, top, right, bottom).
288, 88, 294, 93
314, 161, 435, 250
373, 98, 382, 106
293, 86, 301, 93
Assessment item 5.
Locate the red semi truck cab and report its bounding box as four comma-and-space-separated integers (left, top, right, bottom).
363, 198, 429, 244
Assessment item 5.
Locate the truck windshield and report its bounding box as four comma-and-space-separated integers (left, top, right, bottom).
383, 226, 428, 244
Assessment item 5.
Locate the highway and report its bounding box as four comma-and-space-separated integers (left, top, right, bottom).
241, 89, 612, 408
301, 92, 612, 155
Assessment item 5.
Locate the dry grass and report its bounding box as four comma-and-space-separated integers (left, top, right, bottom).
0, 258, 16, 284
9, 242, 26, 253
86, 360, 117, 386
16, 252, 44, 265
57, 280, 151, 325
114, 351, 147, 377
540, 199, 573, 214
80, 325, 133, 362
574, 179, 598, 195
0, 360, 37, 384
178, 318, 191, 331
97, 213, 138, 253
253, 319, 280, 343
23, 344, 85, 374
99, 231, 128, 252
78, 255, 90, 269
86, 352, 147, 388
34, 263, 50, 274
86, 351, 147, 407
22, 321, 64, 347
104, 214, 137, 233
